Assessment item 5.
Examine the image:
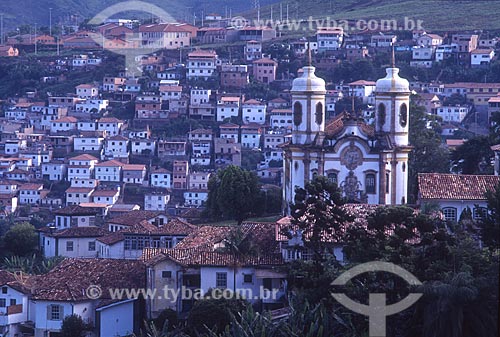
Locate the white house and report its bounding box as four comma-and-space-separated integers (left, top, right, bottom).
216, 96, 240, 122
42, 226, 106, 258
41, 161, 67, 181
188, 172, 211, 190
131, 139, 156, 155
50, 116, 78, 133
18, 183, 45, 205
436, 105, 469, 122
122, 164, 146, 184
98, 117, 124, 136
150, 168, 171, 189
94, 160, 124, 182
471, 49, 495, 67
53, 205, 99, 229
75, 84, 99, 99
31, 259, 145, 337
242, 99, 266, 124
73, 133, 105, 152
269, 109, 293, 130
241, 123, 261, 149
91, 189, 120, 205
183, 190, 208, 206
144, 192, 170, 211
68, 154, 98, 181
186, 50, 217, 79
65, 186, 94, 205
0, 271, 31, 337
75, 99, 109, 113
418, 173, 500, 222
103, 135, 129, 160
316, 27, 344, 52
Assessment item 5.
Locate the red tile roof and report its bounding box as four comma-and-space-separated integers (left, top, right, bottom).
70, 154, 99, 161
418, 173, 500, 200
31, 258, 145, 301
107, 210, 164, 227
48, 226, 108, 238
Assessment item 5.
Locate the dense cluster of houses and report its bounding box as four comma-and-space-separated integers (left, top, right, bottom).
1, 13, 500, 337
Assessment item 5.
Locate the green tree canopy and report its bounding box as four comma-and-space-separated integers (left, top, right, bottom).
289, 175, 353, 263
205, 166, 260, 225
61, 314, 91, 337
4, 222, 37, 256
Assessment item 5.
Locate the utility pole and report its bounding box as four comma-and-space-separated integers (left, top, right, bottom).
49, 8, 53, 36
0, 13, 4, 45
34, 23, 37, 55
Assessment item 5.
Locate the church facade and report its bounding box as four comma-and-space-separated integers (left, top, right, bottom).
282, 59, 411, 213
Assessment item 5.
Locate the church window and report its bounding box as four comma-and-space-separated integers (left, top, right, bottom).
327, 172, 337, 184
402, 162, 406, 172
365, 173, 376, 194
294, 162, 299, 170
378, 103, 386, 128
399, 103, 408, 127
293, 102, 302, 126
315, 102, 323, 125
385, 173, 390, 193
442, 207, 457, 222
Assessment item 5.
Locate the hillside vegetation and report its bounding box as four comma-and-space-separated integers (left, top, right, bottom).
244, 0, 500, 32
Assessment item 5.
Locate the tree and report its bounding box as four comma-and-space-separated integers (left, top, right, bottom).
451, 136, 494, 174
205, 166, 260, 225
409, 100, 450, 203
289, 175, 353, 263
4, 222, 37, 256
187, 296, 246, 335
61, 314, 91, 337
479, 182, 500, 250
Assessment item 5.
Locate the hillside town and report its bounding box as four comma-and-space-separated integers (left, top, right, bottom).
0, 8, 499, 337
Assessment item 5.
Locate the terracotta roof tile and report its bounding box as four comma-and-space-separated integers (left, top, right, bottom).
31, 258, 145, 301
107, 210, 164, 227
418, 173, 500, 200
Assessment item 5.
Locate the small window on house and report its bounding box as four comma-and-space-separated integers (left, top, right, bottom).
162, 271, 172, 278
243, 274, 253, 283
49, 304, 63, 320
88, 241, 96, 251
66, 241, 74, 251
0, 299, 5, 307
327, 172, 337, 184
442, 207, 457, 222
1, 287, 7, 294
216, 272, 227, 288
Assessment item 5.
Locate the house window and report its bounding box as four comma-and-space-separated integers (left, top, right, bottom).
442, 207, 457, 222
1, 286, 7, 294
49, 304, 63, 320
366, 173, 376, 194
243, 274, 253, 283
216, 272, 227, 288
66, 241, 74, 251
10, 299, 16, 306
88, 241, 96, 251
0, 299, 5, 307
473, 207, 487, 220
162, 271, 172, 278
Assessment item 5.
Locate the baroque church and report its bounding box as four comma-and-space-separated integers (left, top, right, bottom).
282, 53, 411, 213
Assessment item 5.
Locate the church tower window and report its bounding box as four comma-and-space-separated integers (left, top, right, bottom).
327, 172, 338, 184
385, 172, 390, 193
377, 103, 386, 128
365, 173, 376, 194
315, 102, 323, 125
399, 103, 408, 127
293, 102, 302, 126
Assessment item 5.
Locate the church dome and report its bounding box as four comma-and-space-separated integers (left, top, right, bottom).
291, 66, 326, 93
376, 67, 410, 93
